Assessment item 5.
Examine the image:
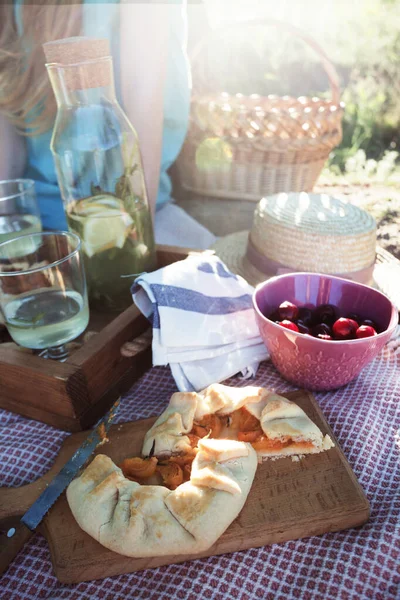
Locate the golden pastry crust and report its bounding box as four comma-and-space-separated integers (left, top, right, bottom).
67, 439, 257, 558
67, 384, 334, 558
143, 385, 334, 460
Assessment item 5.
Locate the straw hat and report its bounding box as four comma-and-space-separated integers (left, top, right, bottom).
212, 192, 377, 287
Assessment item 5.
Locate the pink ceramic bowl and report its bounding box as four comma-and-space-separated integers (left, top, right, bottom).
253, 273, 398, 391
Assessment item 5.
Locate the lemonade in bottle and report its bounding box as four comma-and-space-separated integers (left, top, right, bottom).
44, 37, 156, 312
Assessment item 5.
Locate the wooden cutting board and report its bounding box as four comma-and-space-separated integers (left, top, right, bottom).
0, 390, 369, 584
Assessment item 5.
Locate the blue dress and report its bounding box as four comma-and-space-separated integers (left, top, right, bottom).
14, 0, 190, 230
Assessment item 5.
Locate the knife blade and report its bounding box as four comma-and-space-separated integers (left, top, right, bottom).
0, 399, 119, 574
22, 399, 119, 531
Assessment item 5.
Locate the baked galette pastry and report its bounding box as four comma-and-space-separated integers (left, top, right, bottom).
143, 384, 334, 460
67, 384, 333, 558
67, 437, 257, 557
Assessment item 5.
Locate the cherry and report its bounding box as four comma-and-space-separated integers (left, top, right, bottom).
297, 307, 314, 327
311, 323, 331, 337
332, 318, 358, 340
347, 319, 360, 334
347, 312, 362, 325
267, 309, 281, 322
361, 318, 378, 331
279, 320, 299, 332
356, 325, 377, 338
278, 301, 299, 321
314, 304, 338, 327
296, 320, 311, 335
266, 302, 381, 340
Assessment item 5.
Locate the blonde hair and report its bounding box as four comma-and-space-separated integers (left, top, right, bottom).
0, 1, 82, 136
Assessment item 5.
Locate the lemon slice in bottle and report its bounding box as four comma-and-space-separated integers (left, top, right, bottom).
69, 195, 134, 258
77, 195, 125, 214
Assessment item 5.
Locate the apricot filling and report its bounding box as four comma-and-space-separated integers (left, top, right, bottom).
192, 413, 223, 438
120, 454, 194, 490
120, 456, 158, 480
190, 407, 263, 446
190, 407, 314, 452
120, 407, 315, 488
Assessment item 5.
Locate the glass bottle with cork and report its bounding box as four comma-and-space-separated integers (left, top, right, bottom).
43, 37, 157, 312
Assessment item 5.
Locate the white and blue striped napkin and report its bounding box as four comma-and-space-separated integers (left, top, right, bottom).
131, 255, 269, 392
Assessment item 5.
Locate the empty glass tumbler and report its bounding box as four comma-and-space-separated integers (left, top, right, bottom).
0, 179, 42, 252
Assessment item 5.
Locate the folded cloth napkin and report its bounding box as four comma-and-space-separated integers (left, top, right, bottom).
131, 254, 269, 391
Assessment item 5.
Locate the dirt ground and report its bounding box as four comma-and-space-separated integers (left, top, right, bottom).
315, 183, 400, 261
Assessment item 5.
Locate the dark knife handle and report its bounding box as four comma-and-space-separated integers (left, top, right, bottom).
0, 518, 33, 576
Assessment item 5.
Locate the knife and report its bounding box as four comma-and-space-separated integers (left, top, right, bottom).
0, 399, 119, 575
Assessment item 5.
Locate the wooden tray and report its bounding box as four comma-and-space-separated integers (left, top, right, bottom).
1, 243, 398, 433
0, 246, 192, 432
0, 390, 369, 584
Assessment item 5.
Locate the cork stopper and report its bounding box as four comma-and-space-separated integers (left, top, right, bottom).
43, 37, 111, 90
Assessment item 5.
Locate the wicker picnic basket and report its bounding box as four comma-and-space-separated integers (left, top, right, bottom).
178, 20, 344, 201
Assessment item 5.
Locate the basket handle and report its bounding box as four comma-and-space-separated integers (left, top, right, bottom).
190, 18, 341, 106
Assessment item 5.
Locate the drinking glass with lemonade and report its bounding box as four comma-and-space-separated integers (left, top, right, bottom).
0, 232, 89, 360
